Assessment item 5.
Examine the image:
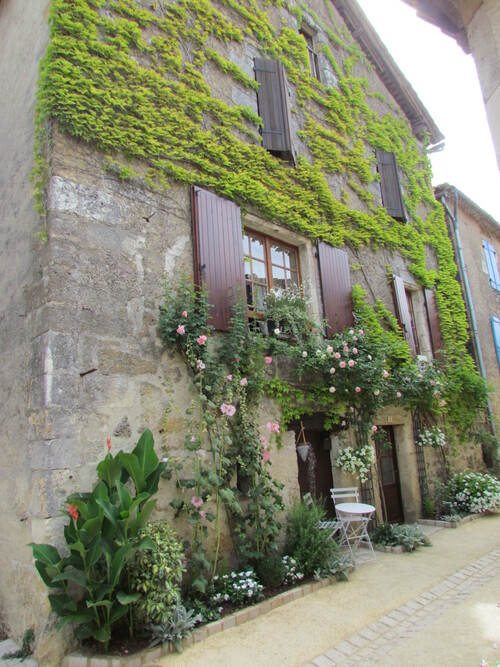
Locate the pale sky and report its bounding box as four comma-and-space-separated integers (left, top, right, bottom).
356, 0, 500, 222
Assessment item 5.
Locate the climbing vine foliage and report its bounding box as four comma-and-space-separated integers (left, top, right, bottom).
36, 0, 475, 366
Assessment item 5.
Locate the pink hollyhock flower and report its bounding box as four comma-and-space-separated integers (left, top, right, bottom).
196, 359, 205, 370
334, 352, 341, 359
383, 370, 389, 378
352, 347, 358, 354
396, 391, 402, 398
330, 367, 336, 374
266, 421, 280, 434
355, 386, 361, 393
264, 356, 273, 365
372, 425, 378, 433
176, 324, 185, 335
226, 374, 232, 381
327, 346, 333, 354
107, 437, 111, 452
190, 436, 196, 442
240, 377, 248, 386
329, 386, 336, 393
263, 449, 271, 463
220, 403, 236, 417
260, 435, 269, 447
348, 359, 355, 367
191, 496, 203, 509
199, 510, 206, 521
339, 361, 346, 368
182, 310, 188, 317
197, 335, 207, 345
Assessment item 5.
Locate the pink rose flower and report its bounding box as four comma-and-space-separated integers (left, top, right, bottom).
339, 361, 346, 368
182, 310, 188, 317
341, 420, 347, 427
396, 391, 402, 398
197, 335, 207, 345
327, 346, 333, 355
176, 324, 185, 334
264, 356, 273, 365
355, 386, 361, 393
383, 370, 389, 378
344, 345, 349, 353
439, 400, 446, 407
334, 352, 341, 359
372, 425, 378, 433
353, 336, 358, 342
240, 377, 248, 386
191, 496, 203, 509
348, 359, 355, 367
352, 348, 358, 354
358, 329, 364, 335
330, 367, 336, 374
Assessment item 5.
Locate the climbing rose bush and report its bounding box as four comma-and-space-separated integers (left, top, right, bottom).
447, 471, 500, 514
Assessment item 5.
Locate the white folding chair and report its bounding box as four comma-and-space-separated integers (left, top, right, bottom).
330, 487, 376, 564
302, 493, 353, 558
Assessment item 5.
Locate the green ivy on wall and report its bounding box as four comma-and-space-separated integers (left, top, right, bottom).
34, 0, 472, 366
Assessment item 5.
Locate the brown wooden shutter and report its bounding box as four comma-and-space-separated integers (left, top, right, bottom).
191, 186, 245, 331
318, 242, 353, 338
424, 288, 444, 359
254, 59, 294, 161
392, 274, 417, 354
376, 150, 407, 221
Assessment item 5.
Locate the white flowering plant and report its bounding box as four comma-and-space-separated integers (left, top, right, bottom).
334, 444, 375, 483
208, 570, 264, 609
263, 286, 319, 341
281, 555, 304, 585
416, 426, 446, 449
447, 471, 500, 515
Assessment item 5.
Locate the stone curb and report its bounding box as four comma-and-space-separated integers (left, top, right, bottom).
418, 514, 476, 529
61, 576, 340, 667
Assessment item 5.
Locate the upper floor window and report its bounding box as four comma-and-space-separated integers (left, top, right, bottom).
299, 26, 320, 80
376, 150, 407, 222
491, 316, 500, 369
482, 239, 500, 290
244, 230, 300, 316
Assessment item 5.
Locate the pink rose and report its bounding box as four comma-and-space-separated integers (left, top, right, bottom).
348, 359, 355, 367
327, 346, 333, 354
339, 361, 346, 368
330, 367, 336, 374
264, 356, 273, 365
353, 348, 358, 354
439, 400, 446, 407
383, 370, 389, 378
240, 377, 248, 386
176, 324, 185, 335
197, 335, 207, 345
355, 386, 361, 393
396, 391, 402, 398
358, 329, 364, 335
372, 425, 378, 433
334, 352, 341, 359
182, 310, 188, 317
353, 336, 358, 342
344, 346, 349, 353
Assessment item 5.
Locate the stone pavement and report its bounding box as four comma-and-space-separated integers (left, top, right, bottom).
304, 544, 500, 666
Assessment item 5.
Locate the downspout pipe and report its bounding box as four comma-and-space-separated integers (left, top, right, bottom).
438, 188, 497, 440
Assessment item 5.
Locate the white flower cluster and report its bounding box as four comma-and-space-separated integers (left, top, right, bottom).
450, 472, 500, 515
211, 570, 264, 605
282, 555, 304, 585
416, 426, 446, 449
334, 445, 375, 483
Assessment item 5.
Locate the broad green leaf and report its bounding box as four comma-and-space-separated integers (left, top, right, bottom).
34, 562, 64, 589
96, 456, 122, 491
117, 452, 145, 493
110, 604, 129, 624
85, 533, 103, 569
144, 462, 166, 495
116, 591, 139, 605
93, 624, 111, 643
48, 594, 77, 616
131, 497, 157, 534
91, 481, 110, 501
115, 480, 133, 512
131, 428, 159, 480
86, 599, 113, 610
29, 543, 61, 566
52, 571, 88, 588
109, 543, 133, 586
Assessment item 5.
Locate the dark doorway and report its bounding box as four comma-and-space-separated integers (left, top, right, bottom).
375, 426, 404, 523
292, 417, 335, 518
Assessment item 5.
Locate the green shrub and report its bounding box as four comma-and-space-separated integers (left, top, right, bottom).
147, 605, 201, 653
370, 522, 398, 546
285, 499, 338, 576
253, 552, 286, 589
130, 521, 185, 627
371, 522, 430, 551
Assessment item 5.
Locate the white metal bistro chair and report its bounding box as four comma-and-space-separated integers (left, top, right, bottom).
302, 493, 354, 559
330, 487, 377, 563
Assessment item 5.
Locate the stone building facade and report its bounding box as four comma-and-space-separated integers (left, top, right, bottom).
0, 0, 487, 661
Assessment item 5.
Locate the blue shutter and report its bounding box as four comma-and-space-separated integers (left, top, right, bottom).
482, 240, 500, 290
491, 317, 500, 369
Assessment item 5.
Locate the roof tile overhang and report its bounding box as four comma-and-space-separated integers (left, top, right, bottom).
333, 0, 444, 146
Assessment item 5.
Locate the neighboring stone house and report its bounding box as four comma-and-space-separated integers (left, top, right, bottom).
435, 183, 500, 462
403, 0, 500, 170
0, 0, 488, 660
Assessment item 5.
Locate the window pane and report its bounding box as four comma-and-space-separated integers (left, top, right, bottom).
270, 243, 284, 265
250, 236, 265, 261
284, 248, 298, 270
247, 258, 267, 282
272, 266, 286, 290
254, 284, 267, 311
286, 270, 299, 287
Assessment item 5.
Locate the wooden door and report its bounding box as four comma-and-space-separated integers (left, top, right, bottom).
296, 427, 335, 518
376, 426, 404, 523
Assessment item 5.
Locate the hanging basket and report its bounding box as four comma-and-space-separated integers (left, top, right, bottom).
295, 422, 310, 462
296, 443, 310, 462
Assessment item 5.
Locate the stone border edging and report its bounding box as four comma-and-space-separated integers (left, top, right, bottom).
418, 514, 476, 529
62, 577, 336, 667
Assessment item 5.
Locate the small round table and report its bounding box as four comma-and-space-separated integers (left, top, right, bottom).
335, 502, 377, 563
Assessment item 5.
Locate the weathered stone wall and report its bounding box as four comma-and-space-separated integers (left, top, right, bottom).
0, 0, 52, 644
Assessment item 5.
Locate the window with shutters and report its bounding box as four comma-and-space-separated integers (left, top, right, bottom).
482, 240, 500, 290
299, 26, 320, 80
376, 150, 407, 222
254, 58, 295, 163
491, 316, 500, 369
244, 230, 301, 317
392, 276, 440, 359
